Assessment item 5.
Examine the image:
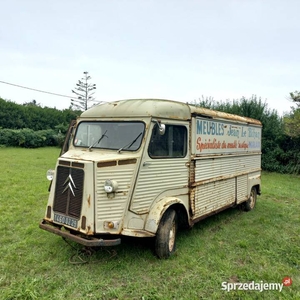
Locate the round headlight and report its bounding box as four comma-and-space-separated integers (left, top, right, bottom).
104, 179, 118, 193
46, 169, 55, 181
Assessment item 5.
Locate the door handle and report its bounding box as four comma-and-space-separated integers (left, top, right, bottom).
143, 162, 151, 167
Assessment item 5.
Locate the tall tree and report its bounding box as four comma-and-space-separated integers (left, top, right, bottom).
289, 90, 300, 106
284, 90, 300, 137
71, 71, 97, 111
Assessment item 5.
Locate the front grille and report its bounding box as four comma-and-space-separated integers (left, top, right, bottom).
53, 166, 84, 219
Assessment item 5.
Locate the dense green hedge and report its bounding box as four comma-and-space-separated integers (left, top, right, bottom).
0, 128, 65, 148
262, 135, 300, 174
0, 98, 80, 131
0, 97, 80, 148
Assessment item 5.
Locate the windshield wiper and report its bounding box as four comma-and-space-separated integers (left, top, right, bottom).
89, 130, 108, 151
117, 132, 143, 153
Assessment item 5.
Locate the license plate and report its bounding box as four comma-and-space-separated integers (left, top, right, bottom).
54, 214, 78, 228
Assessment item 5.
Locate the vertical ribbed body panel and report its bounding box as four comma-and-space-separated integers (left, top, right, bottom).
194, 178, 235, 217
95, 163, 136, 232
237, 175, 248, 203
131, 159, 189, 213
192, 153, 261, 219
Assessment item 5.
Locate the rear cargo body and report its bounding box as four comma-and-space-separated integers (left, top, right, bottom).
40, 99, 262, 258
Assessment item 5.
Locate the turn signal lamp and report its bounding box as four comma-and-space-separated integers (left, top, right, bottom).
108, 222, 114, 229
104, 221, 119, 230
46, 169, 55, 181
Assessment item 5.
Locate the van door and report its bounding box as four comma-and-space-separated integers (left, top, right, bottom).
130, 122, 189, 214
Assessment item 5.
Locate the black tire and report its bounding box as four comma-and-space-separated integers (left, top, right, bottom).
155, 209, 177, 259
242, 187, 257, 211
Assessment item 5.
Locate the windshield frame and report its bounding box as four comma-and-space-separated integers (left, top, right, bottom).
73, 120, 146, 151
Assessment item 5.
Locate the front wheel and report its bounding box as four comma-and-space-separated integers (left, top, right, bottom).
242, 187, 257, 211
155, 209, 177, 259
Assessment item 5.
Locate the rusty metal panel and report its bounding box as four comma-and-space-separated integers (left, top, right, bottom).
236, 175, 248, 203
80, 99, 262, 126
195, 154, 261, 182
95, 163, 136, 233
190, 106, 262, 126
81, 99, 191, 120
192, 178, 235, 218
131, 159, 189, 213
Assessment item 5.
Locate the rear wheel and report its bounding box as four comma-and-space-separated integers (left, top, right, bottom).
155, 209, 177, 259
242, 187, 257, 211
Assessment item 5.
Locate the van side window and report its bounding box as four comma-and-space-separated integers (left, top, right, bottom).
148, 124, 187, 158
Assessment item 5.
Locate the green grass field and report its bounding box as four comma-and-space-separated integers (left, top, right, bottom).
0, 147, 299, 300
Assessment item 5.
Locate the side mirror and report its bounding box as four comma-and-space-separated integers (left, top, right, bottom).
158, 123, 166, 135
152, 119, 166, 135
154, 120, 166, 135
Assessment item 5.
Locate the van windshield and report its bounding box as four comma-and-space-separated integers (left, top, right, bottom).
74, 121, 145, 151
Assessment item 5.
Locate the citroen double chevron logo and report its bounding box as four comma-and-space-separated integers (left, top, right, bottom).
62, 174, 77, 197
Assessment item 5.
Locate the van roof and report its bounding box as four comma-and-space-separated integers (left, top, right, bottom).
81, 99, 262, 126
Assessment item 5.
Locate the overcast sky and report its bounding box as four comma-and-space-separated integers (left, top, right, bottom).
0, 0, 298, 115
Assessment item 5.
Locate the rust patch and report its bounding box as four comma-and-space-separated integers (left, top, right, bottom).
190, 160, 195, 185
191, 168, 261, 187
87, 195, 91, 207
190, 188, 196, 215
86, 226, 93, 235
191, 106, 262, 126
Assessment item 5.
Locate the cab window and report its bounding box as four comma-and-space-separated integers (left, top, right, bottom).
148, 124, 187, 158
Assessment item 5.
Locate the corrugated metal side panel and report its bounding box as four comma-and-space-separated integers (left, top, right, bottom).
237, 175, 248, 203
96, 165, 135, 224
193, 178, 235, 218
131, 159, 189, 213
195, 154, 260, 181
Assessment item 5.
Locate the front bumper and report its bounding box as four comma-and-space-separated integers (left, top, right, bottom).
39, 220, 121, 247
